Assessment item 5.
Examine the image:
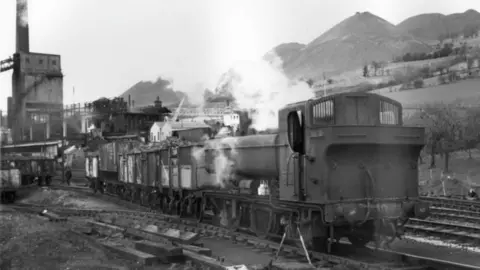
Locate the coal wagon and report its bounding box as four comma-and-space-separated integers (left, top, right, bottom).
0, 155, 55, 202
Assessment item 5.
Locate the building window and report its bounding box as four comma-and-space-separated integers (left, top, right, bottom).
52, 60, 57, 65
313, 99, 335, 125
25, 57, 30, 64
39, 59, 44, 64
379, 100, 399, 125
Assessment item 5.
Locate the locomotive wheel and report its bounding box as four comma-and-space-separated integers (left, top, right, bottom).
347, 234, 371, 248
47, 176, 52, 186
124, 189, 131, 201
312, 237, 330, 253
1, 192, 16, 204
9, 192, 16, 203
144, 191, 151, 206
118, 187, 125, 198
148, 193, 156, 208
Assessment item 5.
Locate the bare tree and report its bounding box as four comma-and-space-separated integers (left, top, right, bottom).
419, 103, 463, 172
306, 78, 315, 88
462, 106, 480, 159
371, 61, 381, 76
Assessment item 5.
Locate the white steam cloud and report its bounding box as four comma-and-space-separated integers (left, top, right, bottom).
216, 53, 314, 131
17, 0, 29, 28
192, 135, 239, 188
191, 53, 314, 190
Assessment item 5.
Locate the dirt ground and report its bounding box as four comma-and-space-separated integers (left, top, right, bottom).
0, 209, 132, 270
418, 149, 480, 196
0, 189, 193, 270
0, 188, 127, 270
17, 188, 122, 210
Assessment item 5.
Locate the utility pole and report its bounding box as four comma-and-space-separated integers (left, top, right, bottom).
322, 72, 327, 97
62, 105, 65, 185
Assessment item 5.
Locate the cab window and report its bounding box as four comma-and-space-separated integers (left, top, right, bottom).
313, 99, 334, 125
380, 100, 399, 125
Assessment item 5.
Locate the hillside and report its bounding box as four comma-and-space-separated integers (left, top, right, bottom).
397, 9, 480, 41
381, 78, 480, 107
120, 77, 188, 107
268, 12, 431, 80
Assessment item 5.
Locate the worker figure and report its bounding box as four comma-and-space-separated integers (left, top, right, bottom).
65, 166, 72, 186
468, 188, 478, 200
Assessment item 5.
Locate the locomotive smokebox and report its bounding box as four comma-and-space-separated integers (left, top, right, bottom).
205, 134, 281, 180
16, 0, 30, 53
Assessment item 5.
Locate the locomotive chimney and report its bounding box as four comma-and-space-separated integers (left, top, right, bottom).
16, 0, 30, 53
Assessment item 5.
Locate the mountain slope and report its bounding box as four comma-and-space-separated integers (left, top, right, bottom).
269, 12, 431, 80
120, 77, 188, 107
397, 9, 480, 40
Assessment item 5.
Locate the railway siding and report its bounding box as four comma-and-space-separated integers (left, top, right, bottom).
17, 183, 480, 269
14, 190, 480, 270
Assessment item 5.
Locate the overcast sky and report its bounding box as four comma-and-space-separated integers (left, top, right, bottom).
0, 0, 479, 111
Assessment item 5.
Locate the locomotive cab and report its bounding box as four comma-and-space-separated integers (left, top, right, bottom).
279, 92, 428, 248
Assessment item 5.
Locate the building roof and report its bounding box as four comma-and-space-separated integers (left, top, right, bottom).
104, 134, 140, 140
64, 145, 78, 155
1, 140, 63, 149
169, 121, 211, 131
152, 121, 211, 131
207, 96, 234, 103
151, 122, 167, 130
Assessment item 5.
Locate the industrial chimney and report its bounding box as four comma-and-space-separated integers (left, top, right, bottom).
16, 0, 30, 53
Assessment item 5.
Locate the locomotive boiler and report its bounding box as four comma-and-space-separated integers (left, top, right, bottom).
86, 92, 429, 252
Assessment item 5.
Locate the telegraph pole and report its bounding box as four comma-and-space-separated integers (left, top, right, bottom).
61, 105, 65, 184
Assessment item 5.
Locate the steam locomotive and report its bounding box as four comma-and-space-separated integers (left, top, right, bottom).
85, 92, 429, 252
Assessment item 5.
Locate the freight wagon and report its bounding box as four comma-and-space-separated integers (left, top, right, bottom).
86, 92, 430, 253
85, 138, 144, 193
0, 159, 21, 203
0, 155, 55, 202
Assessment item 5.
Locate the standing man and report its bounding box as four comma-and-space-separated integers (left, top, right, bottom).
65, 166, 72, 186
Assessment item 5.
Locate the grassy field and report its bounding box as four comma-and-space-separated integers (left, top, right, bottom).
381, 78, 480, 107
419, 149, 480, 196
318, 56, 454, 93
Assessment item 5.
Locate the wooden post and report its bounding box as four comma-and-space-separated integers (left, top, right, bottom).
62, 107, 65, 184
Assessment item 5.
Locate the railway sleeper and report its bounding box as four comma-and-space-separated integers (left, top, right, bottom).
86, 180, 394, 254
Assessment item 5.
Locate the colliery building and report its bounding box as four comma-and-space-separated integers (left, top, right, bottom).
4, 0, 64, 143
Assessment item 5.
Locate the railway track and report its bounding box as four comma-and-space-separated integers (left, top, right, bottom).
429, 206, 480, 224
17, 183, 480, 269
405, 218, 480, 243
421, 196, 480, 212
